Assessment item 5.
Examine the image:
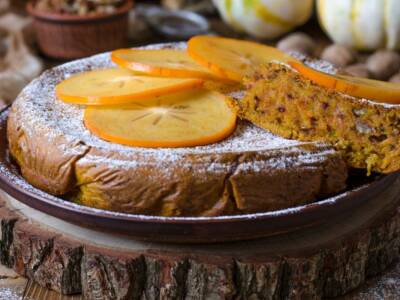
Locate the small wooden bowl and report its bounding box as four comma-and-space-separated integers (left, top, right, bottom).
26, 1, 133, 60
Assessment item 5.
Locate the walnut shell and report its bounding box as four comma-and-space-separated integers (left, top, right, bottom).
344, 63, 370, 78
366, 50, 400, 80
321, 44, 356, 68
277, 32, 315, 56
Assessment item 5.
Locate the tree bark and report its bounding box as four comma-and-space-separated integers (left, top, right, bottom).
0, 194, 399, 299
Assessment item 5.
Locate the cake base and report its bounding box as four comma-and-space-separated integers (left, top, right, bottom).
0, 182, 399, 299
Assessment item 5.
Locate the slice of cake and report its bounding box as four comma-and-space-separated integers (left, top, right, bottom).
230, 62, 400, 174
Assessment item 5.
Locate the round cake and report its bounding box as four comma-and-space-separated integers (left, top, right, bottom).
7, 43, 348, 217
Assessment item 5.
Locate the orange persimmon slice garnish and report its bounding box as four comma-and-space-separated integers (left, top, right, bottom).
84, 89, 237, 148
289, 61, 400, 105
111, 48, 225, 80
56, 68, 203, 106
187, 35, 294, 82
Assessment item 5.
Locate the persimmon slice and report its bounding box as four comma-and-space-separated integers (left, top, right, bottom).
84, 89, 237, 148
111, 49, 224, 80
289, 61, 400, 105
187, 35, 293, 81
56, 68, 203, 105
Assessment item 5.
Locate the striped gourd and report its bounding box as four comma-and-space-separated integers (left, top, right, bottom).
317, 0, 400, 50
212, 0, 314, 39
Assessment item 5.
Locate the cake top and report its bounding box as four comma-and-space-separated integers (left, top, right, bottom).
13, 43, 338, 165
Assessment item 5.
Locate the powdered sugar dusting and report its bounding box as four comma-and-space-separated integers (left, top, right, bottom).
11, 43, 337, 166
2, 42, 351, 219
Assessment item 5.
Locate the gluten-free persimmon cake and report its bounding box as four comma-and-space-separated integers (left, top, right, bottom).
7, 40, 347, 217
232, 61, 400, 175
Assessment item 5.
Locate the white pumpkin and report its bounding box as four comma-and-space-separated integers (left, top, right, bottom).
317, 0, 400, 50
212, 0, 314, 39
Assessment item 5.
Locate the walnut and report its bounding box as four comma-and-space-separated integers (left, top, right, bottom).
321, 44, 356, 68
345, 63, 370, 79
366, 50, 400, 80
34, 0, 124, 15
355, 121, 373, 134
277, 32, 315, 56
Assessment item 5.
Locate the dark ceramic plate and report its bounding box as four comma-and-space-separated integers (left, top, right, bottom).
0, 107, 399, 244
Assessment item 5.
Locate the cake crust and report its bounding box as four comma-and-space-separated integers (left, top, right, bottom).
7, 44, 348, 217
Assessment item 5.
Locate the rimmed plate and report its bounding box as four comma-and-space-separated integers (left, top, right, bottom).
0, 107, 399, 244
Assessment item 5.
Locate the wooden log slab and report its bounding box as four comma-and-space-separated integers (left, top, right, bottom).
0, 187, 399, 299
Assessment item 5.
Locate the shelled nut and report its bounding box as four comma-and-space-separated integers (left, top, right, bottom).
345, 63, 370, 78
321, 44, 356, 68
366, 50, 400, 80
277, 32, 315, 56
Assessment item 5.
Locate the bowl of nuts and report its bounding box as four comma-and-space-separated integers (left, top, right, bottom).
27, 0, 133, 60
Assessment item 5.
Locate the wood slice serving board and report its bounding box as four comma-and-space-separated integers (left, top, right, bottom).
0, 105, 399, 298
0, 178, 399, 299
